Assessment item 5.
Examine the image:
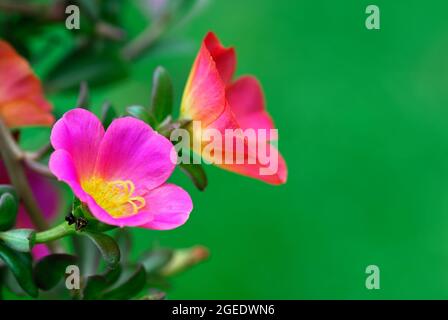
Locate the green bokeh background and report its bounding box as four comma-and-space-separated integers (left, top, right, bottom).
19, 0, 448, 298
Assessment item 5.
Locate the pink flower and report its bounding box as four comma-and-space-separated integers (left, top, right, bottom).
181, 32, 287, 185
49, 108, 192, 229
0, 162, 60, 258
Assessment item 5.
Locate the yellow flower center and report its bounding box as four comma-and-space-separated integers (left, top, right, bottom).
82, 177, 145, 218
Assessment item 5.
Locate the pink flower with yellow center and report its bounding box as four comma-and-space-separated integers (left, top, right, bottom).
49, 108, 192, 229
180, 32, 287, 185
0, 40, 54, 128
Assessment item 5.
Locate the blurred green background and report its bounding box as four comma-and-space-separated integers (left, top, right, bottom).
14, 0, 448, 298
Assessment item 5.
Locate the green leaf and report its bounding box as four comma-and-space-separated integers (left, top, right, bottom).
103, 264, 122, 284
73, 235, 100, 277
159, 245, 209, 277
179, 163, 208, 191
33, 254, 78, 291
101, 102, 117, 128
114, 228, 132, 263
0, 229, 35, 252
149, 66, 173, 123
126, 105, 155, 126
102, 265, 146, 300
82, 265, 122, 300
140, 248, 173, 274
82, 275, 109, 300
0, 185, 19, 231
0, 242, 37, 297
83, 232, 120, 269
45, 45, 129, 92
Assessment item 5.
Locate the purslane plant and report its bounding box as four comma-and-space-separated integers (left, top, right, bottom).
0, 25, 287, 299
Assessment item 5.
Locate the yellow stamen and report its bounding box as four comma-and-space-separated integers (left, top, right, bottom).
82, 177, 145, 218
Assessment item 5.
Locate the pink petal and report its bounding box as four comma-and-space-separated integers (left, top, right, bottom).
31, 245, 51, 259
140, 184, 193, 230
50, 108, 104, 181
216, 145, 288, 185
204, 32, 236, 84
0, 160, 60, 225
49, 149, 89, 202
84, 194, 154, 228
227, 76, 275, 133
26, 167, 61, 222
181, 40, 226, 126
205, 106, 287, 185
94, 117, 176, 194
1, 158, 60, 260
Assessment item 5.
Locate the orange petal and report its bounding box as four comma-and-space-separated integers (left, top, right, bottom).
180, 35, 227, 126
0, 100, 54, 127
0, 40, 53, 128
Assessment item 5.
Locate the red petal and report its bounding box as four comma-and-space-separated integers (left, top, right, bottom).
204, 32, 236, 84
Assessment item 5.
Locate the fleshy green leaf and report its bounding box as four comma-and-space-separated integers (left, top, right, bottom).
82, 265, 122, 300
159, 245, 209, 277
140, 248, 173, 274
114, 228, 132, 263
73, 235, 100, 277
83, 275, 109, 300
126, 105, 155, 126
102, 265, 146, 300
33, 254, 78, 291
149, 66, 173, 123
0, 229, 35, 252
101, 102, 117, 128
83, 232, 120, 269
103, 264, 122, 284
179, 163, 208, 191
0, 242, 37, 297
0, 185, 19, 231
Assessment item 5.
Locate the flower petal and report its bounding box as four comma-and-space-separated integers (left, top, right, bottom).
204, 32, 236, 84
140, 184, 193, 230
0, 40, 54, 128
226, 76, 275, 133
50, 108, 104, 181
31, 245, 51, 259
0, 100, 54, 128
216, 144, 288, 185
205, 105, 287, 185
180, 39, 226, 126
94, 117, 176, 193
84, 195, 154, 228
1, 160, 61, 228
49, 149, 90, 202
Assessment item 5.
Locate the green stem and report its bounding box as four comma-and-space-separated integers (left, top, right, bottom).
35, 222, 76, 244
121, 13, 171, 61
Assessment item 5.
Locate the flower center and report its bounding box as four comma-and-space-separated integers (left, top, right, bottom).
82, 177, 145, 218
